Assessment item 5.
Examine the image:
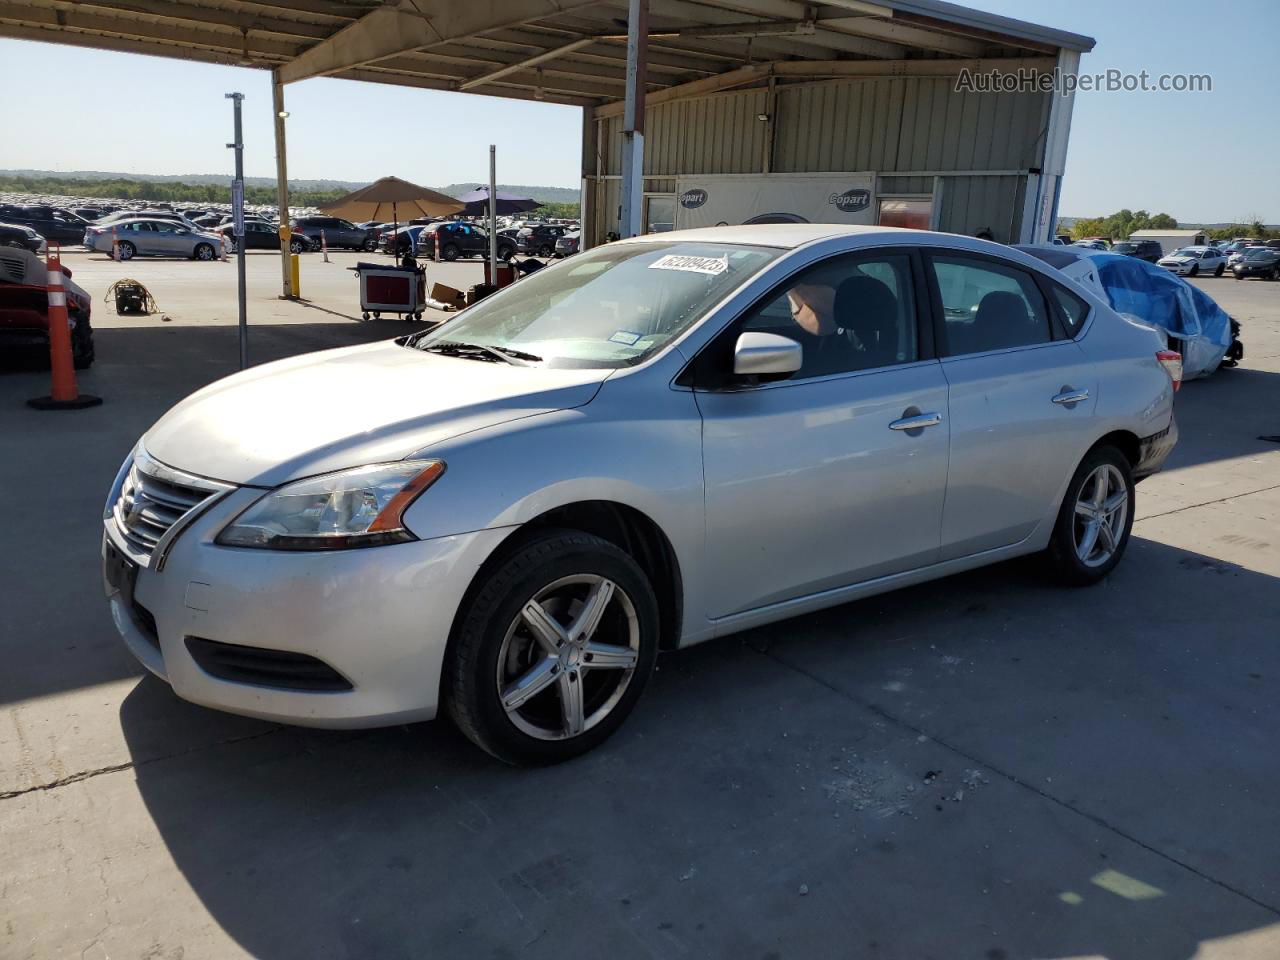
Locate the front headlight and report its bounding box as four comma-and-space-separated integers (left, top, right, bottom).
217, 460, 445, 550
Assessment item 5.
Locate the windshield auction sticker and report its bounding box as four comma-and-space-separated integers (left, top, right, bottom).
648, 254, 728, 276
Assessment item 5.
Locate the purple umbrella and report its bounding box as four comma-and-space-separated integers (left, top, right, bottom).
454, 187, 541, 218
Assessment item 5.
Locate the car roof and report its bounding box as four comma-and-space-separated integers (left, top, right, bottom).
613, 223, 972, 250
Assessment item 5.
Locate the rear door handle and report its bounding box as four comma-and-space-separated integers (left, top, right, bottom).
1051, 389, 1090, 405
889, 412, 943, 431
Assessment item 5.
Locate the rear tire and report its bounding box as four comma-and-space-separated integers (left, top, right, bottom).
445, 529, 659, 765
117, 241, 135, 261
1045, 445, 1135, 586
1214, 263, 1225, 277
442, 243, 460, 262
289, 238, 305, 254
538, 244, 553, 258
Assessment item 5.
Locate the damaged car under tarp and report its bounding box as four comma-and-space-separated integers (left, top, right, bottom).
1017, 245, 1243, 379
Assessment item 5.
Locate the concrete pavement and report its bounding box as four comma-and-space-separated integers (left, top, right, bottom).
2, 256, 1279, 959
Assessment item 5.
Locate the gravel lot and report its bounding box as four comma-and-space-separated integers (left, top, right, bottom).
3, 249, 1279, 959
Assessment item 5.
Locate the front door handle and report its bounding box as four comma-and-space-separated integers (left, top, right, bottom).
1051, 388, 1090, 406
889, 412, 943, 431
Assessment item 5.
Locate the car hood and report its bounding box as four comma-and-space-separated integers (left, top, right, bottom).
142, 340, 608, 486
1159, 256, 1193, 265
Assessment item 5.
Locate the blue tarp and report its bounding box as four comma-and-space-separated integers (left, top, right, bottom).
1084, 252, 1232, 378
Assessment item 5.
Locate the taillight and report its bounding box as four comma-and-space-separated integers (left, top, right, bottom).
1156, 350, 1182, 391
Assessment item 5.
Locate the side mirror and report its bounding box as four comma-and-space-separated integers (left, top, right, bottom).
733, 331, 802, 379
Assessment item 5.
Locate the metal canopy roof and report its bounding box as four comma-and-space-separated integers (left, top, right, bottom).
1, 0, 1095, 108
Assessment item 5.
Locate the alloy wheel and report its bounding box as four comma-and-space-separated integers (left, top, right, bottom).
496, 574, 640, 741
1073, 463, 1128, 567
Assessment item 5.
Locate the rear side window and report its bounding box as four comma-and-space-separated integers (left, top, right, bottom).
1048, 282, 1090, 337
929, 255, 1052, 355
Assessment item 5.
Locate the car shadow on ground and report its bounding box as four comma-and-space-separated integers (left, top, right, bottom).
1167, 366, 1280, 470
118, 536, 1280, 960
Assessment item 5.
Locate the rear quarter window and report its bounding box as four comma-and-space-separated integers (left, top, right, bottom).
1048, 282, 1091, 338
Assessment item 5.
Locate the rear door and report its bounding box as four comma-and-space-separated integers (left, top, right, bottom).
120, 221, 158, 255
695, 248, 950, 618
925, 250, 1098, 560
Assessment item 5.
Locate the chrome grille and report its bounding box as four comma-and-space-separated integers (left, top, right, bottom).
108, 451, 232, 565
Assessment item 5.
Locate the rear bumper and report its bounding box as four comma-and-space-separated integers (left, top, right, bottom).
1135, 417, 1178, 481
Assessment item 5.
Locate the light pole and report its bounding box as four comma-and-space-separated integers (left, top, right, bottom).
488, 144, 498, 289
226, 92, 248, 370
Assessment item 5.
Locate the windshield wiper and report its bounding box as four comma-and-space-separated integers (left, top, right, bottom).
488, 345, 542, 363
418, 340, 540, 365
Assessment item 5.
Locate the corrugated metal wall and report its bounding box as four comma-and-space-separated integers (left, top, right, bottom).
938, 175, 1026, 243
601, 88, 770, 176
601, 79, 1049, 177
592, 75, 1049, 242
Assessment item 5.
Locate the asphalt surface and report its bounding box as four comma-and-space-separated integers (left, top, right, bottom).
3, 250, 1279, 959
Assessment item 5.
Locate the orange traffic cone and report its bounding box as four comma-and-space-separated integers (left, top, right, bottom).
111, 225, 119, 261
27, 248, 103, 410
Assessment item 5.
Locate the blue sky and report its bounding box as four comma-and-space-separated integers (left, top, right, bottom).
1, 0, 1277, 222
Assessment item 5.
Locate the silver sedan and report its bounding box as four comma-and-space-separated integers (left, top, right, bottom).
85, 218, 224, 260
102, 225, 1179, 764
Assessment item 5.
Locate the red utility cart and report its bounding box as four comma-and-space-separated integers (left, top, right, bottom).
350, 261, 427, 321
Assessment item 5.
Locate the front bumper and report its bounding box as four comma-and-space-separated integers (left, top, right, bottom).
103, 483, 513, 728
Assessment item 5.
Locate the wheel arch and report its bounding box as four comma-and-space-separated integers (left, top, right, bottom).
1088, 429, 1141, 469
450, 500, 685, 654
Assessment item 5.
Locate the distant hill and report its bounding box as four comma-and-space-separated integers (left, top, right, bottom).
0, 170, 578, 203
1060, 216, 1279, 231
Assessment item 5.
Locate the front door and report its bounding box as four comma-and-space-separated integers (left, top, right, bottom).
925, 251, 1098, 560
695, 250, 949, 619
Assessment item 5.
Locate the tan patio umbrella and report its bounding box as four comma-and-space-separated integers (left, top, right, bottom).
319, 176, 465, 255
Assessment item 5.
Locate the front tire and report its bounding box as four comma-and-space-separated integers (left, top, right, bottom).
1188, 264, 1199, 277
1045, 445, 1135, 586
445, 530, 660, 765
289, 238, 306, 254
194, 243, 215, 261
71, 314, 94, 369
1215, 263, 1225, 277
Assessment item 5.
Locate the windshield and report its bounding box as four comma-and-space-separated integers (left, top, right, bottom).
1170, 248, 1198, 257
1246, 248, 1274, 259
407, 240, 780, 369
1113, 242, 1136, 252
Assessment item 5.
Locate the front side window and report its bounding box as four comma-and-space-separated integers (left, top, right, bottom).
407, 242, 780, 369
735, 253, 920, 380
930, 255, 1051, 355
